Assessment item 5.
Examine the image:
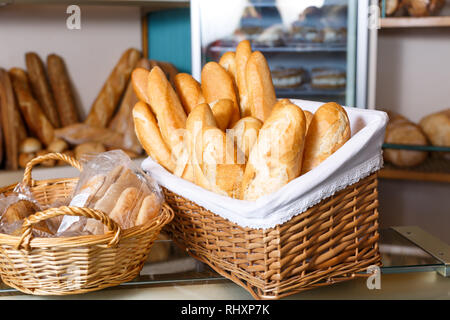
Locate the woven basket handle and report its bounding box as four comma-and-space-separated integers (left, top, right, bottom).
22, 152, 82, 187
16, 206, 122, 251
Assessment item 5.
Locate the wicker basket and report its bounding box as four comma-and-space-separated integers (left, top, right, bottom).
163, 173, 381, 300
0, 153, 174, 295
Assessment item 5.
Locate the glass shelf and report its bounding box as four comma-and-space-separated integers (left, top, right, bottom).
207, 43, 347, 54
0, 227, 447, 296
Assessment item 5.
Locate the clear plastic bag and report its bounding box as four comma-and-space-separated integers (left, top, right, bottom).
57, 150, 163, 236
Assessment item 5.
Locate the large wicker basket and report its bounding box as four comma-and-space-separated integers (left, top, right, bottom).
163, 173, 381, 300
0, 153, 174, 295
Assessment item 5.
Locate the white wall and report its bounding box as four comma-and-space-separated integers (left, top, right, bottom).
0, 4, 142, 119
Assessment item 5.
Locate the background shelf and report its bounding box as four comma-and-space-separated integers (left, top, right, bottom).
380, 17, 450, 29
379, 157, 450, 183
207, 43, 347, 54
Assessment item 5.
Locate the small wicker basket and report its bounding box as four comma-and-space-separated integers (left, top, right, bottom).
0, 153, 174, 295
163, 173, 381, 300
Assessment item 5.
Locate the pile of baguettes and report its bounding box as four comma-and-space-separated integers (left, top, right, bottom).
0, 48, 179, 170
132, 40, 351, 201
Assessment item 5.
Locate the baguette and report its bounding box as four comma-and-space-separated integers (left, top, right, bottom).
153, 60, 178, 86
85, 48, 141, 128
210, 99, 234, 131
9, 68, 55, 146
304, 110, 314, 132
301, 102, 351, 174
132, 101, 176, 173
219, 51, 237, 80
201, 62, 240, 126
173, 73, 205, 115
25, 52, 60, 128
146, 66, 187, 157
46, 54, 80, 127
241, 102, 306, 201
235, 40, 252, 117
0, 69, 20, 169
195, 126, 244, 198
245, 51, 277, 122
231, 116, 263, 162
131, 67, 151, 105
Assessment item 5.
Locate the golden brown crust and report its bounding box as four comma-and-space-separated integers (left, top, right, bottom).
85, 48, 141, 128
19, 137, 42, 154
245, 51, 277, 122
210, 99, 234, 131
46, 54, 79, 127
132, 101, 176, 172
304, 110, 314, 132
135, 193, 161, 226
201, 62, 240, 127
9, 68, 55, 147
241, 103, 306, 201
301, 102, 351, 174
231, 116, 263, 162
146, 66, 187, 157
219, 51, 237, 80
131, 67, 151, 104
173, 73, 205, 115
235, 40, 252, 117
419, 109, 450, 148
25, 52, 60, 128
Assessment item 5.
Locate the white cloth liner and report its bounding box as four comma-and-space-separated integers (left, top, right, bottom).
142, 99, 389, 230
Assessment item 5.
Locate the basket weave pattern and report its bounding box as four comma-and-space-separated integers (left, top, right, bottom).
163, 173, 381, 299
0, 153, 174, 295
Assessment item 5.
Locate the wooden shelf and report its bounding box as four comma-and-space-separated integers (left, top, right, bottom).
380, 16, 450, 29
379, 158, 450, 183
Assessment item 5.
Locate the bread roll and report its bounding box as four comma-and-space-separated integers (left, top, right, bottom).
35, 150, 56, 167
2, 200, 52, 236
195, 126, 244, 198
0, 69, 22, 169
245, 51, 277, 122
85, 48, 141, 128
146, 66, 187, 157
19, 137, 42, 154
47, 138, 68, 153
108, 187, 142, 230
173, 73, 205, 115
301, 102, 351, 174
19, 152, 35, 169
219, 51, 237, 80
132, 101, 176, 173
384, 121, 429, 167
25, 52, 60, 128
131, 67, 151, 104
9, 68, 55, 146
210, 99, 234, 131
231, 116, 263, 162
74, 142, 106, 161
241, 102, 306, 201
201, 62, 240, 126
135, 193, 161, 226
235, 40, 252, 117
46, 54, 79, 127
419, 109, 450, 149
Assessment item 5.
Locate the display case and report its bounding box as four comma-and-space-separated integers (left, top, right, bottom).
191, 0, 370, 108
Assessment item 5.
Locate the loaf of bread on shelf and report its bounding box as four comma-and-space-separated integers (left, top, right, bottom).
46, 53, 80, 127
241, 102, 306, 201
383, 110, 429, 167
9, 68, 55, 147
301, 102, 351, 174
173, 73, 205, 115
245, 51, 277, 122
85, 48, 141, 128
74, 142, 106, 161
404, 0, 445, 17
25, 52, 60, 128
201, 61, 240, 127
419, 108, 450, 159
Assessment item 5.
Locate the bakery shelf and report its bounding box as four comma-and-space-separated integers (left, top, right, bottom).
276, 85, 346, 98
383, 143, 450, 152
379, 157, 450, 183
380, 16, 450, 29
207, 43, 347, 54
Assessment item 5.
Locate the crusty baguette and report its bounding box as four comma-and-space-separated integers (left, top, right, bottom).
241, 102, 306, 201
231, 116, 263, 162
245, 51, 277, 122
25, 52, 60, 128
9, 68, 55, 147
219, 51, 237, 80
153, 60, 178, 87
235, 40, 252, 117
304, 110, 314, 132
210, 99, 234, 131
301, 102, 351, 174
132, 101, 176, 173
173, 73, 205, 115
0, 69, 20, 169
46, 54, 79, 127
195, 126, 244, 198
146, 66, 187, 157
85, 48, 141, 128
201, 62, 240, 127
131, 67, 151, 104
